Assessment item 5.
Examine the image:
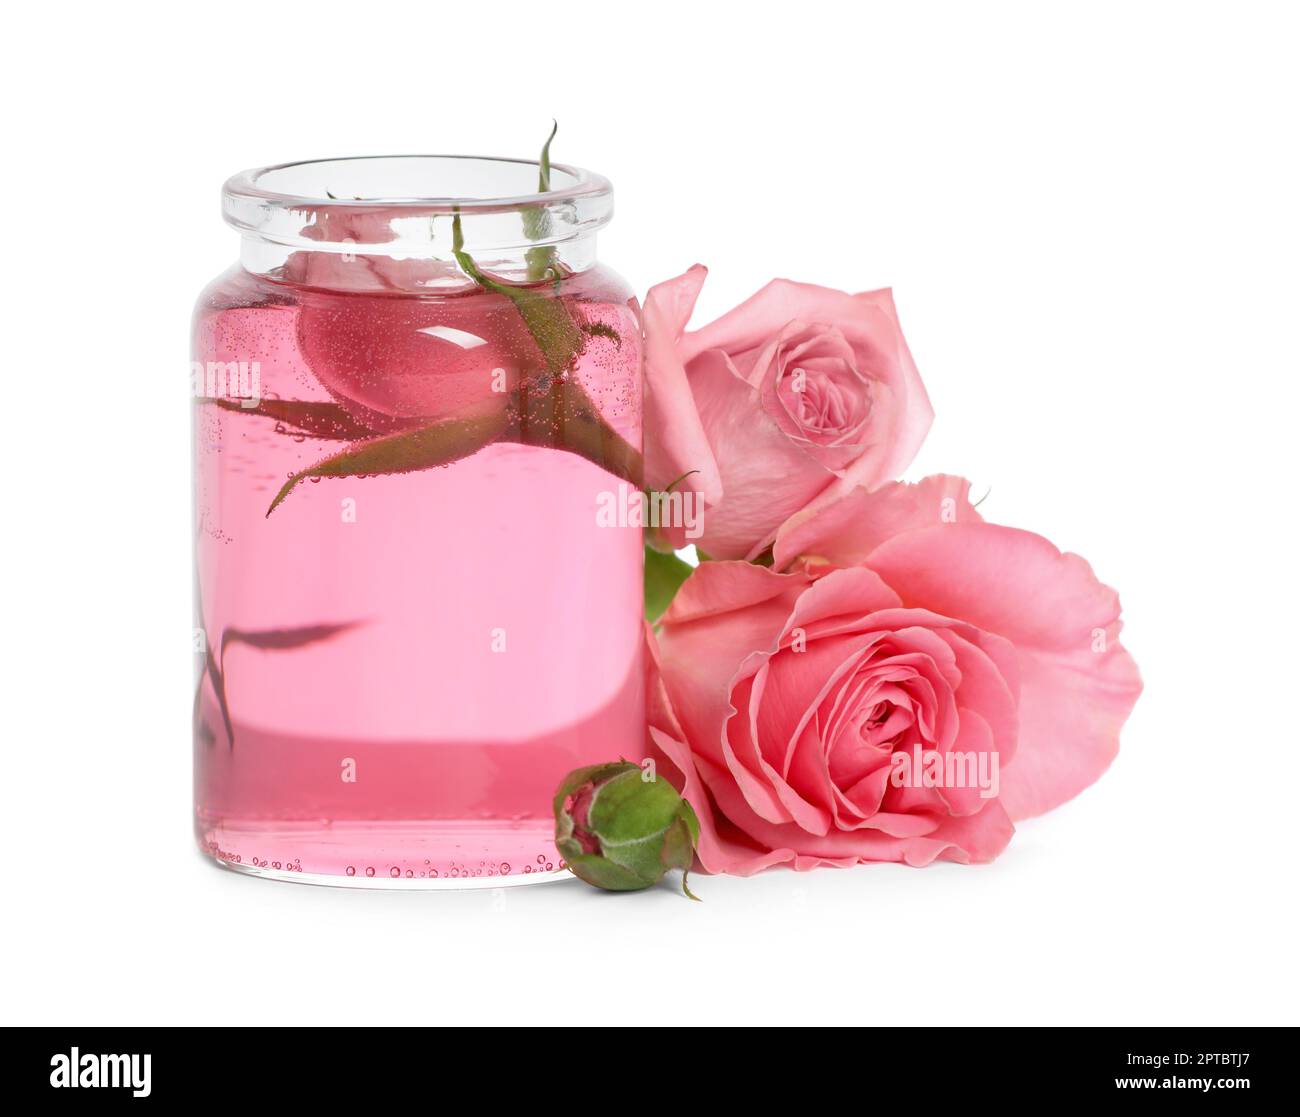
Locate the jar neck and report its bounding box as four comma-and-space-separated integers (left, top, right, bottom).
223, 155, 613, 293
240, 229, 600, 293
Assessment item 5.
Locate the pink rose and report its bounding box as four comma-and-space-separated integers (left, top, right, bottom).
643, 265, 933, 558
646, 476, 1142, 873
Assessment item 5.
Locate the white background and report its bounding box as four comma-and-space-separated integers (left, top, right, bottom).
4, 0, 1297, 1026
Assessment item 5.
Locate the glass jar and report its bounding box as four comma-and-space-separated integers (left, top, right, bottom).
192, 156, 644, 887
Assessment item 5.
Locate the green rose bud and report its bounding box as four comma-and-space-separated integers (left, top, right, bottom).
554, 761, 701, 899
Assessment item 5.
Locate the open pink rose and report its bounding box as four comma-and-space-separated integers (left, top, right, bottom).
647, 476, 1142, 873
643, 266, 933, 558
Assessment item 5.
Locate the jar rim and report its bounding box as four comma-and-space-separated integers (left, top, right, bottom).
222, 154, 614, 255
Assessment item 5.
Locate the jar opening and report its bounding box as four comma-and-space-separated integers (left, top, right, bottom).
223, 154, 613, 257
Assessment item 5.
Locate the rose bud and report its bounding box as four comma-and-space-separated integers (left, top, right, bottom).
554, 761, 701, 899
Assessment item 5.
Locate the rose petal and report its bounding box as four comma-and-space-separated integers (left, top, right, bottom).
850, 288, 933, 481
1001, 638, 1142, 819
660, 559, 805, 626
720, 668, 810, 827
703, 765, 1014, 867
657, 563, 808, 767
687, 350, 834, 559
774, 474, 984, 571
681, 281, 932, 486
645, 629, 791, 876
933, 626, 1020, 764
934, 707, 998, 817
642, 265, 724, 504
866, 523, 1142, 817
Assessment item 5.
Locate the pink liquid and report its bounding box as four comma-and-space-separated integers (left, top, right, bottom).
192, 264, 644, 885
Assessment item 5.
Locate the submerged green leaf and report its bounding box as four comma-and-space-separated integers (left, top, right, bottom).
221, 621, 362, 661
209, 620, 362, 748
258, 375, 642, 516
266, 410, 508, 516
210, 396, 383, 441
644, 546, 694, 622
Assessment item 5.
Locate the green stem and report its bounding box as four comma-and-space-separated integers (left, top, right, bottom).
524, 121, 559, 282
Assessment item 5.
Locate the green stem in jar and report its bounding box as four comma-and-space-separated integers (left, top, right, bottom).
537, 120, 556, 193
192, 517, 236, 749
512, 373, 644, 488
452, 207, 584, 376
259, 373, 644, 518
524, 121, 559, 282
249, 169, 644, 515
452, 208, 643, 485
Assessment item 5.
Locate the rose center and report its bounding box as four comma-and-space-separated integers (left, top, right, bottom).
857, 697, 914, 753
788, 366, 855, 432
